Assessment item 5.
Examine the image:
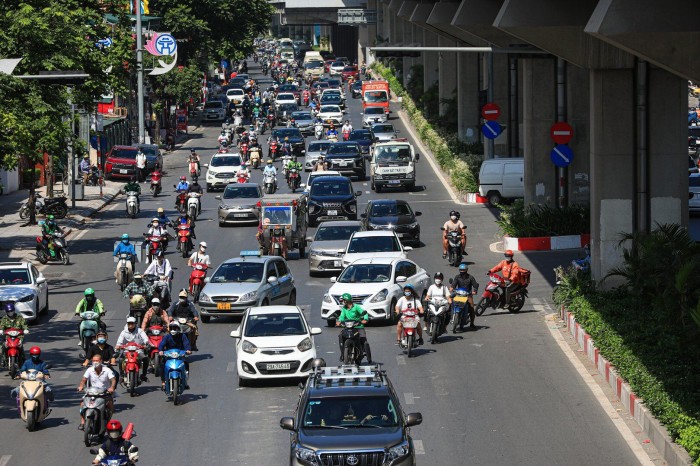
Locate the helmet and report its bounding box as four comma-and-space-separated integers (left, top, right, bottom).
151, 217, 159, 223
84, 288, 95, 297
4, 303, 15, 314
341, 293, 352, 302
267, 159, 273, 164
96, 330, 107, 338
403, 283, 415, 291
157, 207, 164, 214
504, 250, 514, 257
156, 250, 164, 258
190, 148, 195, 153
106, 420, 123, 432
29, 346, 41, 356
83, 154, 89, 159
458, 263, 468, 271
133, 273, 143, 279
151, 298, 161, 305
449, 210, 460, 219
126, 317, 137, 324
434, 272, 444, 280
168, 322, 181, 332
46, 214, 55, 221
284, 137, 289, 141
180, 176, 186, 181
178, 289, 188, 298
200, 241, 207, 248
121, 233, 129, 240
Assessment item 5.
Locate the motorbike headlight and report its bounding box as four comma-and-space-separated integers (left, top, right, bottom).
239, 291, 257, 302
241, 340, 258, 354
297, 337, 313, 352
387, 440, 410, 462
294, 446, 318, 465
199, 293, 212, 303
370, 289, 388, 303
323, 293, 333, 304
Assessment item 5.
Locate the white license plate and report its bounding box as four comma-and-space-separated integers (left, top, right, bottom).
397, 233, 405, 237
119, 169, 128, 174
389, 180, 401, 184
327, 210, 338, 216
333, 260, 342, 267
267, 363, 291, 370
338, 161, 348, 167
233, 213, 247, 218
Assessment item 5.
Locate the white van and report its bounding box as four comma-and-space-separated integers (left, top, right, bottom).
478, 157, 524, 206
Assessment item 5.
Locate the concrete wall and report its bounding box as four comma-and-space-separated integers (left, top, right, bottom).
438, 36, 458, 117
0, 170, 20, 194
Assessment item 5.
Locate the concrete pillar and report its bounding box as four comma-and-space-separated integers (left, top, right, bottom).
457, 52, 480, 143
566, 65, 591, 206
522, 58, 556, 206
423, 30, 439, 94
402, 20, 413, 88
438, 36, 458, 117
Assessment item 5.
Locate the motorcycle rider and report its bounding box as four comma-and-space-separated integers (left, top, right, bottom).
312, 154, 328, 172
188, 241, 211, 268
326, 123, 339, 141
426, 272, 452, 333
113, 233, 136, 284
280, 136, 293, 158
176, 213, 197, 240
263, 159, 277, 187
122, 176, 141, 213
155, 207, 173, 229
135, 149, 148, 182
167, 290, 200, 351
83, 330, 118, 385
75, 288, 107, 344
336, 293, 370, 363
92, 419, 139, 465
122, 272, 154, 303
175, 175, 189, 192
15, 346, 53, 400
141, 298, 170, 331
186, 179, 204, 214
450, 263, 479, 329
248, 124, 257, 141
144, 250, 173, 300
77, 354, 116, 431
341, 120, 353, 140
1, 303, 29, 367
442, 210, 467, 259
115, 316, 150, 382
286, 157, 303, 185
146, 217, 170, 253
267, 136, 279, 158
40, 214, 64, 253
158, 321, 191, 391
489, 250, 522, 308
79, 154, 91, 185
395, 284, 424, 345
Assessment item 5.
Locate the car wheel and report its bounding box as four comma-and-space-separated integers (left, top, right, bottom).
488, 191, 502, 207
41, 294, 49, 314
288, 289, 297, 305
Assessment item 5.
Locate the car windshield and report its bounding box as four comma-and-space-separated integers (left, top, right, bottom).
375, 146, 412, 163
311, 180, 352, 196
244, 313, 307, 337
327, 144, 358, 155
278, 94, 295, 100
321, 106, 341, 113
279, 104, 298, 112
332, 61, 344, 67
205, 102, 223, 109
308, 142, 331, 152
373, 125, 394, 133
223, 186, 259, 199
111, 149, 137, 159
137, 146, 158, 157
327, 79, 342, 87
211, 155, 242, 167
371, 203, 412, 217
262, 206, 293, 225
343, 66, 357, 72
338, 264, 392, 283
365, 107, 384, 115
348, 235, 401, 253
302, 396, 399, 428
0, 268, 31, 285
292, 112, 312, 120
305, 61, 323, 69
210, 262, 263, 283
315, 225, 361, 241
314, 82, 330, 90
364, 91, 388, 103
275, 128, 302, 138
349, 131, 371, 141
321, 95, 340, 102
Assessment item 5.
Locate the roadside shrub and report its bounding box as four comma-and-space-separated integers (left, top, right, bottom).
496, 200, 590, 237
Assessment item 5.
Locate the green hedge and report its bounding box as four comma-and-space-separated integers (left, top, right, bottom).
372, 62, 481, 193
496, 199, 590, 237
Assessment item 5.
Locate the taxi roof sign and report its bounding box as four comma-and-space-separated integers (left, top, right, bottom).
240, 250, 261, 257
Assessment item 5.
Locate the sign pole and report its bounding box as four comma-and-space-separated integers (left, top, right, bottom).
486, 53, 494, 160
556, 57, 567, 208
136, 0, 145, 144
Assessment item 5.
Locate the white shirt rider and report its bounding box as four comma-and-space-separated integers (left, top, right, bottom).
147, 222, 167, 238
116, 324, 149, 347
396, 295, 423, 315
188, 248, 211, 267
263, 163, 277, 177
82, 365, 115, 391
342, 123, 353, 134
426, 282, 450, 301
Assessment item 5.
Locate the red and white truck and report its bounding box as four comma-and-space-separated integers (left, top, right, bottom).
361, 80, 391, 115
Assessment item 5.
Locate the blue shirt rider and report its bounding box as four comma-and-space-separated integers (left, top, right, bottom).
263, 161, 277, 177
14, 346, 53, 400
113, 234, 136, 257
176, 177, 189, 192
158, 322, 191, 388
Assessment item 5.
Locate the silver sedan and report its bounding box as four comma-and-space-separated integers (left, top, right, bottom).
307, 220, 364, 275
217, 183, 263, 226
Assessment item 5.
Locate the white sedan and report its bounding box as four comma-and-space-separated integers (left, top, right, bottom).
0, 262, 49, 323
317, 105, 343, 127
321, 257, 429, 326
230, 305, 322, 386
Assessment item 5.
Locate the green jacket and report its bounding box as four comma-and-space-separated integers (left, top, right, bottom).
123, 182, 141, 194
0, 315, 28, 332
75, 298, 105, 316
338, 304, 368, 328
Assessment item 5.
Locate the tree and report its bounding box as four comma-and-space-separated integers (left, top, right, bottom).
149, 63, 203, 143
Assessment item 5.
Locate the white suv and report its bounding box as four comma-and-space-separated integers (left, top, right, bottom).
341, 231, 412, 268
0, 262, 49, 322
275, 93, 297, 108
204, 153, 244, 191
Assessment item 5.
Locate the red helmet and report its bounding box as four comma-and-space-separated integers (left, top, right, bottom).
180, 176, 186, 181
106, 420, 123, 432
504, 249, 514, 257
29, 346, 41, 356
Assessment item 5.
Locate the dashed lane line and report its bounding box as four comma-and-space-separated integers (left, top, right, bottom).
413, 440, 425, 455
0, 456, 11, 466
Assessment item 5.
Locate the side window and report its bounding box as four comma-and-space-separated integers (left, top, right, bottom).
483, 163, 502, 176
266, 262, 278, 279
504, 163, 521, 175
395, 261, 409, 279
30, 265, 40, 282
275, 260, 289, 277
403, 261, 417, 278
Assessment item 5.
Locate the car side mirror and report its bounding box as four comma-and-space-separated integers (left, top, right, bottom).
280, 417, 295, 431
215, 195, 221, 200
396, 275, 406, 283
405, 412, 423, 427
204, 277, 210, 283
415, 153, 420, 160
415, 212, 422, 216
230, 329, 241, 338
355, 191, 362, 196
404, 246, 413, 251
330, 277, 337, 283
310, 327, 322, 335
267, 276, 278, 284
36, 275, 46, 284
359, 112, 363, 115
306, 236, 313, 244
203, 163, 209, 168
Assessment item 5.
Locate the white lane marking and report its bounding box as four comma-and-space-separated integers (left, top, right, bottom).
408, 193, 427, 196
545, 317, 655, 465
365, 191, 370, 194
403, 392, 415, 405
0, 455, 11, 466
471, 343, 483, 348
226, 362, 236, 372
531, 304, 546, 312
53, 312, 74, 322
413, 440, 425, 455
396, 355, 406, 366
325, 351, 335, 354
530, 297, 542, 305
362, 183, 368, 186
489, 241, 504, 253
71, 227, 91, 242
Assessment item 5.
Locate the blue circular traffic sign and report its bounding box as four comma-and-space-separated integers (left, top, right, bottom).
481, 121, 502, 140
550, 144, 574, 168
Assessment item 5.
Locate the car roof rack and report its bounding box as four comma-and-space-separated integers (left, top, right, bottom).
310, 364, 387, 389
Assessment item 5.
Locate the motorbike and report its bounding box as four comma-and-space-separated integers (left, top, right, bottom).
263, 172, 277, 195
175, 190, 188, 214
342, 129, 351, 141
249, 146, 262, 169
78, 311, 101, 357
189, 263, 208, 303
476, 271, 530, 315
302, 93, 310, 106
288, 168, 301, 192
143, 235, 164, 263
81, 388, 112, 446
450, 287, 471, 333
339, 320, 370, 365
267, 112, 276, 129
118, 343, 144, 397
269, 226, 286, 258
268, 141, 279, 160
116, 253, 134, 292
147, 325, 165, 378
36, 232, 69, 265
314, 124, 324, 140
125, 191, 139, 219
150, 170, 162, 197
327, 133, 338, 143
176, 224, 193, 258
14, 369, 50, 431
128, 294, 148, 328
236, 171, 250, 184
442, 229, 463, 267
281, 154, 293, 178
240, 142, 249, 160
92, 454, 133, 466
188, 158, 200, 178
163, 348, 188, 405
187, 193, 201, 220
19, 193, 68, 220
4, 328, 26, 379
399, 310, 420, 357
144, 274, 171, 310
426, 297, 450, 344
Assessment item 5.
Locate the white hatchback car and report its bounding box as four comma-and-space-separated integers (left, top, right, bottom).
204, 153, 244, 191
321, 257, 430, 325
341, 231, 412, 268
0, 262, 49, 323
230, 305, 322, 386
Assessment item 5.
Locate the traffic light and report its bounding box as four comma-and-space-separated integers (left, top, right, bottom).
373, 50, 421, 58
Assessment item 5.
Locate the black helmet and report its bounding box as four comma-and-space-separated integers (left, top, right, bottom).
434, 272, 444, 280
450, 210, 460, 219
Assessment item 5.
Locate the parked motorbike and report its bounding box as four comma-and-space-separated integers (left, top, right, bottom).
79, 310, 101, 357
288, 168, 301, 192
187, 193, 201, 220
147, 325, 165, 378
399, 310, 420, 357
476, 271, 530, 315
4, 328, 26, 379
176, 224, 193, 258
125, 191, 139, 219
442, 229, 463, 267
339, 320, 370, 365
163, 348, 188, 405
263, 173, 277, 195
19, 193, 68, 220
81, 388, 112, 446
14, 369, 51, 431
189, 263, 208, 303
118, 343, 144, 397
116, 253, 134, 292
427, 297, 449, 344
36, 232, 69, 265
450, 287, 470, 333
150, 170, 162, 197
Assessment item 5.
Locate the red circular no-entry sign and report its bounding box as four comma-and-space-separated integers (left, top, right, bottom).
550, 122, 573, 145
481, 103, 501, 121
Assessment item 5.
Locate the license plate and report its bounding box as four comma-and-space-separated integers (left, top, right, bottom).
233, 213, 247, 218
267, 363, 290, 370
119, 169, 128, 174
333, 260, 342, 267
217, 303, 231, 310
389, 180, 401, 184
327, 210, 338, 216
397, 233, 405, 237
338, 161, 348, 167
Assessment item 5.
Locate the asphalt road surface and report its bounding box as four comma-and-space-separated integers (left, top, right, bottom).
0, 62, 642, 465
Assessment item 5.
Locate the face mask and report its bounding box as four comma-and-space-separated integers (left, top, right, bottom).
7, 312, 15, 318
92, 362, 102, 369
108, 431, 121, 440
450, 216, 457, 221
97, 338, 106, 344
460, 271, 467, 275
32, 356, 40, 362
121, 239, 128, 244
179, 298, 186, 303
506, 257, 513, 262
435, 279, 442, 286
170, 330, 178, 336
404, 291, 412, 297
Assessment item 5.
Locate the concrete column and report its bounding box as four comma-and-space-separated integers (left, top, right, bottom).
402, 20, 413, 88
457, 52, 480, 143
438, 36, 458, 117
566, 65, 591, 206
423, 30, 439, 94
522, 58, 556, 206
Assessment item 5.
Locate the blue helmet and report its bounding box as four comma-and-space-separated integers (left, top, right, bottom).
4, 303, 16, 314
458, 263, 468, 271
403, 284, 415, 291
121, 233, 129, 240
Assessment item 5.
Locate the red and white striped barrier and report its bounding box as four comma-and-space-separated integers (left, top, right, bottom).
464, 193, 489, 204
503, 234, 590, 251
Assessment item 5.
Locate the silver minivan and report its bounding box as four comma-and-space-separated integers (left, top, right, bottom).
478, 158, 524, 206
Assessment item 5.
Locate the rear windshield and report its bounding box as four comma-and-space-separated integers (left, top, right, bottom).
327, 144, 359, 155
365, 107, 384, 115
373, 124, 394, 133
347, 235, 401, 253
311, 180, 352, 196
315, 224, 361, 241
364, 91, 388, 103
223, 185, 259, 198
205, 101, 223, 109
349, 131, 371, 141
308, 142, 331, 152
305, 62, 324, 69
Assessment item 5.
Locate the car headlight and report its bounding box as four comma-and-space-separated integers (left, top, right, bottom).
347, 204, 356, 213
309, 250, 320, 257
294, 446, 318, 465
370, 289, 388, 303
297, 337, 313, 352
199, 293, 212, 303
408, 221, 419, 229
368, 223, 384, 229
17, 294, 35, 303
387, 440, 410, 462
207, 170, 216, 176
241, 340, 258, 354
323, 293, 333, 304
239, 291, 257, 302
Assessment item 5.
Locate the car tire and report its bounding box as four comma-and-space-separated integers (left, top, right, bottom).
41, 294, 49, 315
288, 289, 297, 305
207, 184, 212, 192
488, 191, 502, 207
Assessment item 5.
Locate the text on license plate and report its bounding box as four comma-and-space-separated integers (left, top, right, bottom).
327, 210, 338, 216
233, 213, 247, 218
267, 363, 291, 370
119, 169, 128, 174
338, 161, 348, 166
333, 260, 342, 267
389, 180, 401, 184
217, 303, 231, 310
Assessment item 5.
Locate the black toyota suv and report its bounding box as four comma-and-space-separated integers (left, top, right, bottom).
281, 363, 422, 466
307, 176, 362, 227
270, 127, 306, 156
324, 142, 366, 180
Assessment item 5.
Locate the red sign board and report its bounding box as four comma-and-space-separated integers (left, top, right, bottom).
176, 109, 188, 132
550, 122, 573, 144
481, 103, 501, 121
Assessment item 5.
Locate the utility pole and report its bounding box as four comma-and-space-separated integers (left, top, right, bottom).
136, 0, 145, 144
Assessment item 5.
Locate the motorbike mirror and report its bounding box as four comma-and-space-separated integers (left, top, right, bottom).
448, 278, 453, 284
396, 275, 407, 283
310, 327, 322, 335
405, 412, 423, 427
230, 329, 241, 338
305, 236, 313, 244
440, 227, 446, 231
415, 153, 420, 160
280, 417, 295, 431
